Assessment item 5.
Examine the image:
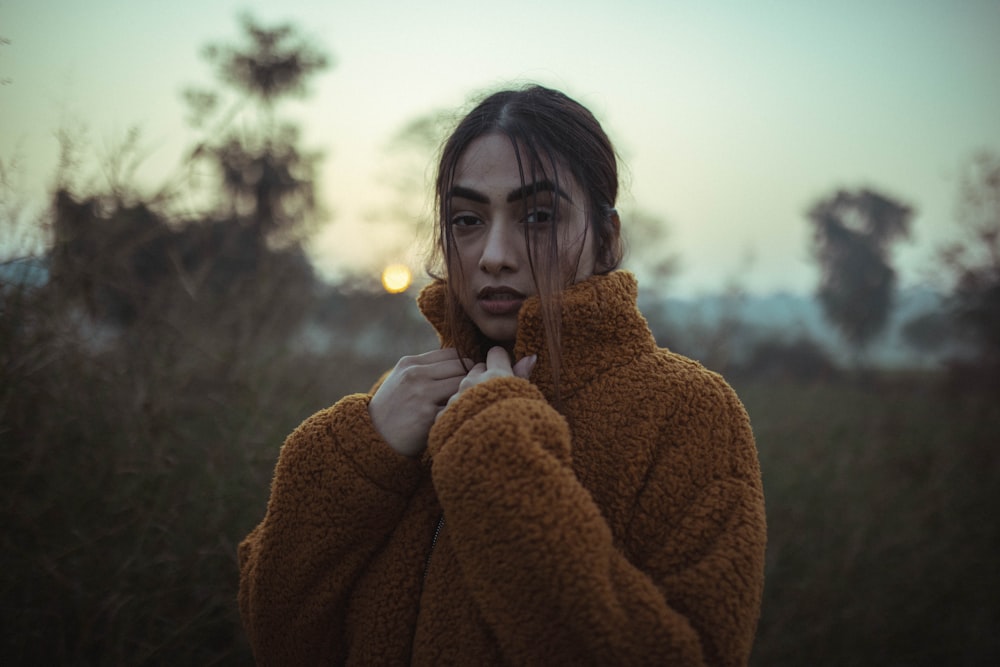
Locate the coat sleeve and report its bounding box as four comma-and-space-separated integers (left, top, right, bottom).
238, 393, 423, 666
427, 375, 766, 667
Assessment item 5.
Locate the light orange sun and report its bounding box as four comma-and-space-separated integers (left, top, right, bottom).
381, 263, 413, 294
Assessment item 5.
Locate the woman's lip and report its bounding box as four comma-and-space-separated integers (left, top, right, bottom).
478, 286, 526, 299
478, 294, 525, 316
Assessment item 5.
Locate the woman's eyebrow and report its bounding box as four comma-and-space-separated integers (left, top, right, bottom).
448, 180, 571, 205
448, 185, 489, 203
506, 180, 570, 203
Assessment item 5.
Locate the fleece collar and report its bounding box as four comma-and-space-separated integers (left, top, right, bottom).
416, 271, 658, 401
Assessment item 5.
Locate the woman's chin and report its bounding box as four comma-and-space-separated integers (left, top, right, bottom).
474, 318, 518, 349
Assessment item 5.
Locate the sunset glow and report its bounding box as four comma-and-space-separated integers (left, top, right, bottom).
381, 264, 413, 294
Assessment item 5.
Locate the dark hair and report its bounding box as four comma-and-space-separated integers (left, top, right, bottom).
431, 84, 623, 396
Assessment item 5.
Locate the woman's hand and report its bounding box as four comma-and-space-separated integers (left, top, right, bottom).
440, 346, 537, 415
369, 348, 472, 458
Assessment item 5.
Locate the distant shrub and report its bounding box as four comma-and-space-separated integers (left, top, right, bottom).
738, 337, 838, 383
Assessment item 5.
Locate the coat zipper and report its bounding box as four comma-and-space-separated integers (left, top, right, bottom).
422, 513, 445, 582
412, 512, 445, 661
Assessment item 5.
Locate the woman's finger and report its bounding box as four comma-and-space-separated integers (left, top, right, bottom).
512, 354, 537, 379
485, 346, 513, 373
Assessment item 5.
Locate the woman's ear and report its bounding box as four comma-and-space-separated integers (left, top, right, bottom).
595, 209, 622, 273
609, 209, 621, 235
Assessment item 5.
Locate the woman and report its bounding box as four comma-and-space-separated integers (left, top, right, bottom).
239, 85, 766, 666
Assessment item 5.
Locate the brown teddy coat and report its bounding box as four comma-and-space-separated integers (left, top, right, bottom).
238, 271, 766, 666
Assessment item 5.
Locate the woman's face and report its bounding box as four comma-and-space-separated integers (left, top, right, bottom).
446, 133, 597, 345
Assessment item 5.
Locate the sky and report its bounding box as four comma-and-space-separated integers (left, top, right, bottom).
2, 0, 999, 296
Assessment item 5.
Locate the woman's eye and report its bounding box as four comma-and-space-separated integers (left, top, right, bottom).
525, 209, 553, 224
450, 215, 481, 227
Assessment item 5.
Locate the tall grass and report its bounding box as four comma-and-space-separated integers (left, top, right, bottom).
743, 376, 1000, 665
0, 260, 430, 665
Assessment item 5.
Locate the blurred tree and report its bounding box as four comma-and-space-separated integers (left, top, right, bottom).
940, 151, 1000, 367
183, 13, 330, 250
808, 188, 913, 359
49, 189, 170, 323
46, 15, 329, 331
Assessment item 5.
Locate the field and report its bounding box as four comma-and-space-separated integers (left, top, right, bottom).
740, 376, 1000, 665
2, 282, 998, 664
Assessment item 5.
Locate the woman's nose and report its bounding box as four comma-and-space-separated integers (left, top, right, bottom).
478, 221, 520, 274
